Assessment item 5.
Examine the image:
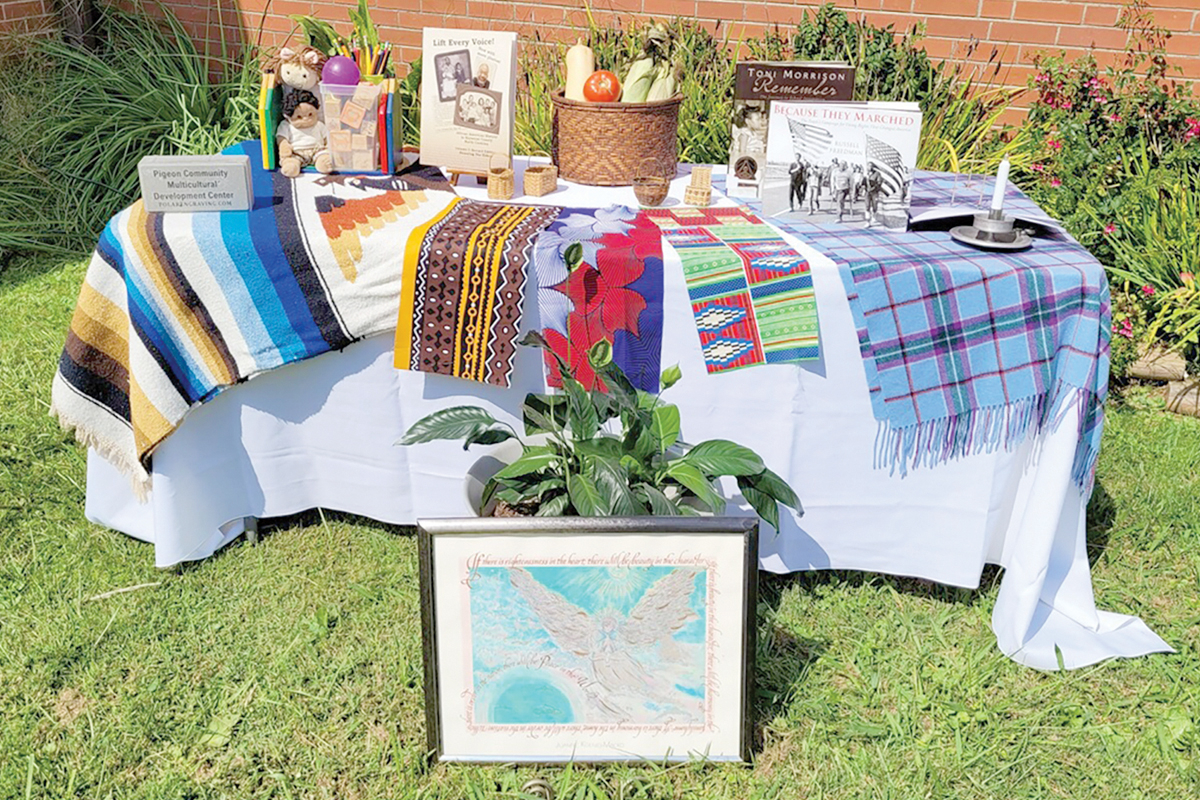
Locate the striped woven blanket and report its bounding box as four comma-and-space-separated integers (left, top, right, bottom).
755, 171, 1109, 491
394, 198, 563, 387
646, 206, 819, 373
51, 141, 458, 495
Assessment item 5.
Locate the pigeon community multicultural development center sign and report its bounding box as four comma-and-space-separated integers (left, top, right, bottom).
137, 155, 253, 213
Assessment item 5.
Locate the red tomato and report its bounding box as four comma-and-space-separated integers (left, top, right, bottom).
582, 70, 621, 102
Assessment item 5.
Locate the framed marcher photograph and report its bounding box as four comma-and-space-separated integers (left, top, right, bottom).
433, 48, 472, 102
453, 83, 502, 135
418, 516, 759, 764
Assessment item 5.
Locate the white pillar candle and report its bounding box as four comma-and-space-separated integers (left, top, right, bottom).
991, 157, 1010, 212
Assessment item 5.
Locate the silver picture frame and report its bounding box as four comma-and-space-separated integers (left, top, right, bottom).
418, 516, 758, 764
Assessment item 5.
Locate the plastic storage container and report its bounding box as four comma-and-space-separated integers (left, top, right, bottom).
320, 81, 381, 172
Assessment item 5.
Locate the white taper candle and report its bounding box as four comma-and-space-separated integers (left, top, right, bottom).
991, 157, 1010, 212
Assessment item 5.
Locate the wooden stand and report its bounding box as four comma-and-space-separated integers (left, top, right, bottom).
447, 169, 489, 186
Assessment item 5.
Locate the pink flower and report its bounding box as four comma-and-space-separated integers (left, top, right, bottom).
1115, 317, 1134, 339
1105, 113, 1122, 123
1050, 177, 1062, 187
1031, 163, 1044, 172
1141, 284, 1156, 296
1103, 223, 1117, 234
1046, 137, 1062, 150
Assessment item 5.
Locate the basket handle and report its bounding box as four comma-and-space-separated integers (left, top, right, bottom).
489, 151, 511, 174
635, 156, 666, 182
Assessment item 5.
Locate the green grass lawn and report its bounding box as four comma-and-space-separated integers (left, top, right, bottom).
3, 253, 1199, 799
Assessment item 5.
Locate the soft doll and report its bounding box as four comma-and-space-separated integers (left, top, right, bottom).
265, 45, 326, 102
276, 89, 333, 178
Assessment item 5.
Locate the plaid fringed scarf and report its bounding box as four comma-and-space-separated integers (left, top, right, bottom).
759, 171, 1109, 492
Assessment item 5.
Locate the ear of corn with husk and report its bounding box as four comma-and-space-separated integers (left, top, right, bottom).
619, 22, 680, 103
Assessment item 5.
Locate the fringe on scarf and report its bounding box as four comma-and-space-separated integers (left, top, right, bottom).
874, 381, 1104, 495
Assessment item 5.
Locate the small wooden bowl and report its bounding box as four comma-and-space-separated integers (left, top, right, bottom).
633, 175, 669, 206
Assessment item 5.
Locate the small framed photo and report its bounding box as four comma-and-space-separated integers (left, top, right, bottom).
433, 49, 473, 103
418, 516, 758, 764
453, 83, 502, 135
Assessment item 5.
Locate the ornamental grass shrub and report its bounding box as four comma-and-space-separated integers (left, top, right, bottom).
0, 1, 258, 259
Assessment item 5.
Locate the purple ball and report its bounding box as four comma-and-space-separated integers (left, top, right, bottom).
321, 55, 360, 86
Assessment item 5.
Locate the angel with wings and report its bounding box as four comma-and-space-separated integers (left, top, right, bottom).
507, 566, 706, 724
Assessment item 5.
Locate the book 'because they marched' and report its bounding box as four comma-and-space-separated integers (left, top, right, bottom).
761, 100, 922, 232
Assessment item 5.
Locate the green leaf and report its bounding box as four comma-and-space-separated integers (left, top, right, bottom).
635, 484, 681, 516
564, 241, 584, 269
651, 404, 681, 451
563, 376, 599, 441
397, 406, 498, 445
595, 359, 638, 404
527, 476, 567, 499
665, 462, 726, 513
660, 363, 682, 390
535, 493, 571, 516
567, 473, 604, 516
630, 425, 658, 463
462, 425, 515, 449
493, 451, 558, 479
585, 455, 642, 516
737, 478, 780, 532
575, 436, 623, 459
743, 467, 802, 512
635, 390, 659, 410
681, 440, 764, 476
522, 395, 568, 436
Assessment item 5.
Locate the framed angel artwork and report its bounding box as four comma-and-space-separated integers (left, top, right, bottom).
417, 516, 759, 763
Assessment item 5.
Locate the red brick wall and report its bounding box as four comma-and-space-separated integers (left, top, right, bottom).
205, 0, 1200, 90
0, 0, 53, 36
9, 1, 1199, 98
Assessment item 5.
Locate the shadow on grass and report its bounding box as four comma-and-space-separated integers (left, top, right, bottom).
1085, 479, 1115, 567
753, 572, 827, 752
167, 508, 415, 574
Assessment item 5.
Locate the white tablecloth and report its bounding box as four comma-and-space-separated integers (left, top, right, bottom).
85, 162, 1172, 670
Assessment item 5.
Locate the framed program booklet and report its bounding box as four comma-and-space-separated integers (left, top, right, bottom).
419, 28, 517, 175
418, 516, 759, 763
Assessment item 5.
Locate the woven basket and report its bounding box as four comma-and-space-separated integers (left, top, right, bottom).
487, 152, 514, 201
523, 151, 558, 197
550, 89, 681, 186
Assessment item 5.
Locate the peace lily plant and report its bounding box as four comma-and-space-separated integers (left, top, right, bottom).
398, 333, 801, 528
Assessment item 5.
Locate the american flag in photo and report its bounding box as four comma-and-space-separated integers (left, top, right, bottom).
866, 134, 904, 197
786, 117, 833, 162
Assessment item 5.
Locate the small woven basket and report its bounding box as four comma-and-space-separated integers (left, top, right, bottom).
487, 152, 514, 200
523, 151, 558, 197
633, 157, 669, 206
684, 184, 712, 207
551, 89, 681, 186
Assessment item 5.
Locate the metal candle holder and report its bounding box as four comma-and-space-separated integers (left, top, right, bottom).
949, 209, 1033, 251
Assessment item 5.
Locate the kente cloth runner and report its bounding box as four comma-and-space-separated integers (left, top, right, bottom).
50, 140, 457, 495
394, 198, 562, 386
645, 206, 819, 373
757, 171, 1109, 491
532, 207, 664, 392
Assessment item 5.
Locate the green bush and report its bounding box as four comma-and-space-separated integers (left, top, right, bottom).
1016, 0, 1200, 371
